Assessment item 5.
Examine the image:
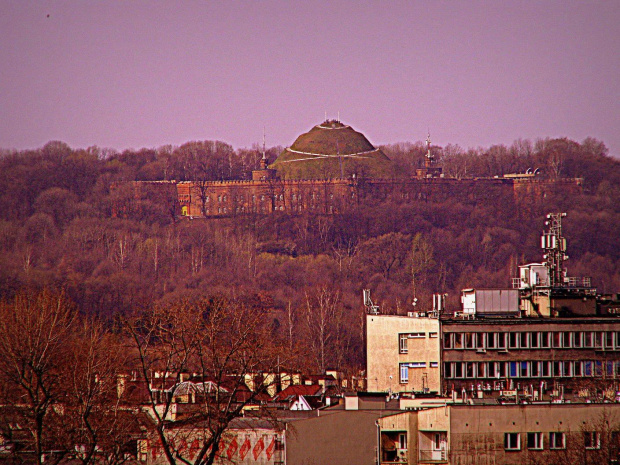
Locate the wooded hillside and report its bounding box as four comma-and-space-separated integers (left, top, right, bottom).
1, 136, 618, 373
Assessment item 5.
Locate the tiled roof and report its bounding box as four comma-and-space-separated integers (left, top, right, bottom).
272, 384, 322, 402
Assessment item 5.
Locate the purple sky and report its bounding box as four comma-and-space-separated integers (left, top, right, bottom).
1, 1, 619, 157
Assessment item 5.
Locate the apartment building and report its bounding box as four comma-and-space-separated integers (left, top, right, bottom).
378, 403, 620, 465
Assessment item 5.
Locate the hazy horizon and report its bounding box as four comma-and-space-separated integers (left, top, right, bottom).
1, 1, 619, 156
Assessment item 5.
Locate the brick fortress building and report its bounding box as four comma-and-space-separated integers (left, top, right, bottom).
125, 120, 584, 218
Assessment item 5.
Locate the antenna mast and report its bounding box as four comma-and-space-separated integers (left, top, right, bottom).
542, 213, 567, 287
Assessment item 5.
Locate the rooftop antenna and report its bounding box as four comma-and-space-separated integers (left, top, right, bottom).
262, 126, 266, 160
325, 110, 327, 122
337, 111, 340, 123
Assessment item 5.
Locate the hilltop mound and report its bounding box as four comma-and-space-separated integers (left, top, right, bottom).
271, 120, 393, 179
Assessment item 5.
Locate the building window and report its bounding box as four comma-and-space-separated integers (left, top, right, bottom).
465, 333, 475, 349
530, 332, 540, 348
584, 431, 600, 449
487, 333, 496, 349
541, 332, 551, 348
573, 332, 583, 348
527, 432, 543, 450
400, 364, 409, 384
410, 332, 425, 338
466, 362, 475, 378
399, 334, 408, 354
454, 333, 463, 349
498, 333, 507, 349
574, 361, 583, 376
410, 362, 426, 368
520, 332, 530, 348
549, 432, 566, 449
429, 332, 438, 338
443, 334, 452, 349
542, 361, 551, 377
430, 362, 439, 368
505, 433, 520, 451
584, 332, 594, 348
444, 363, 453, 378
531, 361, 540, 377
399, 433, 407, 451
553, 332, 562, 348
606, 331, 614, 349
509, 332, 519, 349
595, 332, 603, 348
455, 362, 463, 378
476, 333, 485, 349
488, 362, 497, 378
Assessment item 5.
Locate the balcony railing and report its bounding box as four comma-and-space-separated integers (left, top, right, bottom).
419, 449, 447, 462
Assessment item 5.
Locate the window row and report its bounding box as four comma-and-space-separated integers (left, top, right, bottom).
399, 332, 439, 353
443, 331, 620, 350
399, 362, 439, 383
443, 360, 620, 379
504, 431, 602, 451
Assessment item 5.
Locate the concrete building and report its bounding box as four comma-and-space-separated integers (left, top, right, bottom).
378, 403, 620, 465
366, 314, 441, 394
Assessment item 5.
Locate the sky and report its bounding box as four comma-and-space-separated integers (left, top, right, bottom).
1, 1, 619, 156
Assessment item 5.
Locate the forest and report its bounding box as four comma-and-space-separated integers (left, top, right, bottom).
0, 136, 619, 375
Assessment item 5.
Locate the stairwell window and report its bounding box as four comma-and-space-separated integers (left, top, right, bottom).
504, 433, 520, 451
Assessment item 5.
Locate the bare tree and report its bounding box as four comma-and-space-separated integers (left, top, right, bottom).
0, 289, 77, 465
123, 296, 280, 465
